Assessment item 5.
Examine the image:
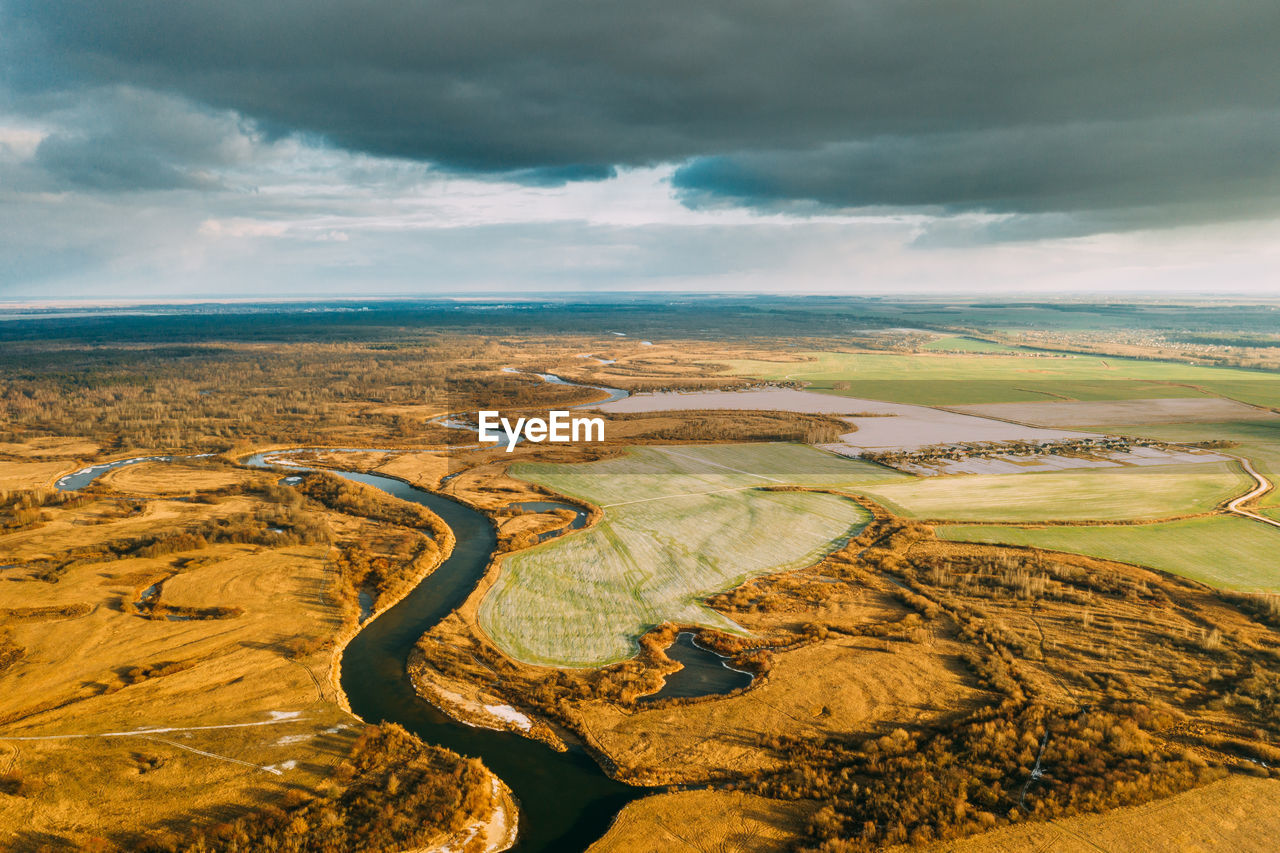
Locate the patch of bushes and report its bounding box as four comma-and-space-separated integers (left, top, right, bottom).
0, 488, 93, 531
771, 701, 1220, 851
122, 660, 197, 685
299, 473, 446, 536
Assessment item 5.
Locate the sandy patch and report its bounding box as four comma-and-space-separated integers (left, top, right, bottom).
950, 397, 1279, 427
482, 704, 532, 731
427, 775, 517, 853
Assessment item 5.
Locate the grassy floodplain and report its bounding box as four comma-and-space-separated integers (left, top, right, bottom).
480, 444, 902, 666
860, 461, 1251, 522
939, 516, 1280, 591
724, 350, 1280, 407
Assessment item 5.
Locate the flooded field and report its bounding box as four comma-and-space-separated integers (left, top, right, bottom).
597, 388, 1091, 451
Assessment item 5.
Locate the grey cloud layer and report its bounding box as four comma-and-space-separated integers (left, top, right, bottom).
5, 0, 1280, 218
675, 112, 1280, 217
30, 88, 259, 191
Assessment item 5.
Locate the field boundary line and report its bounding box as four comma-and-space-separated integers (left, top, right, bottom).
0, 716, 310, 741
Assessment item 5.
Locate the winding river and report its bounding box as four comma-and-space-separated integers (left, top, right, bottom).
246, 459, 640, 852
56, 370, 768, 851
57, 372, 647, 851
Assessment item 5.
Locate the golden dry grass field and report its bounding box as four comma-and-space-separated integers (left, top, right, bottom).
589, 790, 815, 853
894, 775, 1280, 853
577, 618, 989, 784
0, 456, 492, 851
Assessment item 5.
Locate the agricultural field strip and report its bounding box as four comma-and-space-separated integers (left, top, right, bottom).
726, 349, 1273, 385
515, 442, 909, 507
921, 404, 1280, 526
858, 461, 1249, 523
480, 489, 871, 665
1085, 422, 1280, 509
722, 350, 1280, 408
938, 516, 1280, 592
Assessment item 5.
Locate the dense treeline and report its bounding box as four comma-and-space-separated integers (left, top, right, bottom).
0, 337, 598, 451
606, 410, 850, 444
864, 435, 1155, 468
298, 473, 444, 533
0, 489, 93, 531
148, 724, 493, 853
776, 701, 1217, 850
295, 471, 452, 614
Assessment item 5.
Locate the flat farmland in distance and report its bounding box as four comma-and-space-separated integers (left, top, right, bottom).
482, 444, 882, 666
938, 516, 1280, 591
722, 351, 1280, 406
860, 461, 1251, 522
949, 397, 1279, 428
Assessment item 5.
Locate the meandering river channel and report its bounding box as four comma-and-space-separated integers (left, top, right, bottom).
55, 372, 757, 851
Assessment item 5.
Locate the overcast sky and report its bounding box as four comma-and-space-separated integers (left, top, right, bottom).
2, 0, 1279, 299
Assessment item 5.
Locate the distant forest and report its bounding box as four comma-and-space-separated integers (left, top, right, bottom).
5, 296, 1280, 345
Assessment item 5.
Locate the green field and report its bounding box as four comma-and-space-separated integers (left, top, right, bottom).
860, 461, 1251, 522
1074, 420, 1280, 508
480, 444, 891, 666
939, 517, 1280, 591
724, 351, 1280, 407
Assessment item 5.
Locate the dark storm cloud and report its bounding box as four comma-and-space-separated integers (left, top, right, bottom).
0, 78, 263, 193
28, 88, 258, 191
5, 0, 1280, 217
673, 112, 1280, 216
